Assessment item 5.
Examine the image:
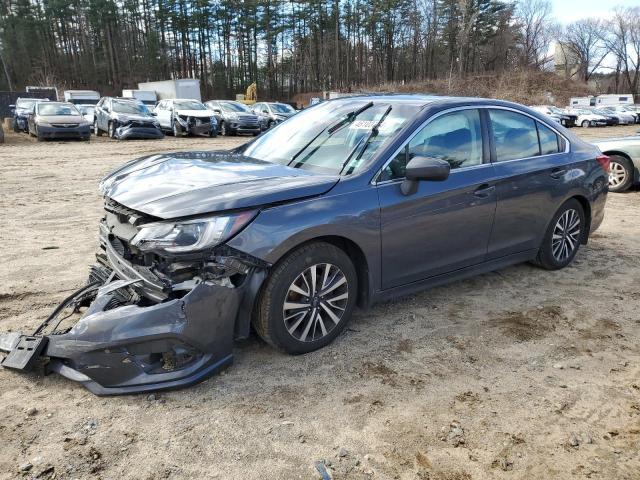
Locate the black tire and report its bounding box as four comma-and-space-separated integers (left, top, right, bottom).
267, 120, 274, 129
36, 127, 44, 142
253, 242, 358, 355
94, 120, 102, 136
13, 120, 20, 133
607, 155, 634, 193
108, 121, 117, 139
581, 120, 590, 128
172, 121, 182, 137
534, 199, 585, 270
209, 126, 218, 138
219, 121, 227, 136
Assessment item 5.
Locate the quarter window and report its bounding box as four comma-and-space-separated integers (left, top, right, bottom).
380, 109, 483, 181
489, 110, 540, 161
537, 122, 560, 155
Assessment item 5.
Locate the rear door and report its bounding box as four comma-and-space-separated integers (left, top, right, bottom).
377, 108, 497, 289
486, 108, 570, 259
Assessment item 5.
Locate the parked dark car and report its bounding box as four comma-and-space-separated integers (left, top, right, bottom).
11, 97, 47, 132
205, 100, 261, 136
27, 101, 91, 141
252, 102, 297, 130
0, 95, 609, 395
94, 97, 164, 139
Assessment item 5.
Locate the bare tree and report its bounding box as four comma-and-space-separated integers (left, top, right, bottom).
515, 0, 558, 69
561, 19, 609, 82
600, 7, 640, 99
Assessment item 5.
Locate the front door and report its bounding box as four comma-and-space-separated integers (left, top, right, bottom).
377, 108, 497, 289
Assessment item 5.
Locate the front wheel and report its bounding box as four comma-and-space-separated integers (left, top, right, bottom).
172, 121, 182, 137
36, 126, 44, 142
108, 121, 117, 139
581, 120, 590, 128
607, 155, 633, 193
253, 242, 358, 354
534, 199, 585, 270
219, 121, 227, 136
94, 120, 102, 136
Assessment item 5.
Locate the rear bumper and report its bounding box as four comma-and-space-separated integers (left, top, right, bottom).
38, 124, 91, 139
116, 125, 164, 140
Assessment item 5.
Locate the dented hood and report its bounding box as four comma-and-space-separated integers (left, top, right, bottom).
100, 151, 339, 219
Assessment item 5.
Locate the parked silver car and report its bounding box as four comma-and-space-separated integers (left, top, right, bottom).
593, 136, 640, 192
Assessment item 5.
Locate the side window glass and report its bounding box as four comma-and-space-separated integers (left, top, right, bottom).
490, 110, 540, 161
537, 122, 560, 155
379, 109, 483, 181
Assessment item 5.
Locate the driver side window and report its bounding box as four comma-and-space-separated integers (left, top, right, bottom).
380, 109, 483, 181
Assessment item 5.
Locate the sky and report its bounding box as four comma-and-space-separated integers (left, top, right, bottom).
550, 0, 639, 24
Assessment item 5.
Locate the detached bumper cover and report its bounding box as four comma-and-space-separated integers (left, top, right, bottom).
0, 279, 240, 395
116, 124, 164, 140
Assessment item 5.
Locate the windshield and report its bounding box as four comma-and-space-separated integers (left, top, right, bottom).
221, 102, 251, 113
112, 100, 147, 114
242, 100, 420, 175
271, 103, 295, 113
174, 100, 206, 110
16, 99, 38, 109
38, 103, 80, 116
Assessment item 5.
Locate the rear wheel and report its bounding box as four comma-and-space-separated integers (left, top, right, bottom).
253, 242, 357, 354
607, 155, 633, 193
535, 199, 585, 270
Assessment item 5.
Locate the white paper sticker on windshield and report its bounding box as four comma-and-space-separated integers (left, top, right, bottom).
349, 120, 377, 129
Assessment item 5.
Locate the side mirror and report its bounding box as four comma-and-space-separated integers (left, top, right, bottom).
150, 111, 157, 116
401, 156, 450, 196
262, 109, 269, 114
213, 108, 221, 114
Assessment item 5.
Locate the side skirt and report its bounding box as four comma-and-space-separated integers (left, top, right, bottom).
374, 249, 538, 304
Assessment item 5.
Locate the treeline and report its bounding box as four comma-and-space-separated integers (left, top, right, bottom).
0, 1, 637, 101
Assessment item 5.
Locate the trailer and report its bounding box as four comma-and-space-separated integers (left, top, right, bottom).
594, 94, 634, 106
63, 90, 100, 105
569, 96, 595, 107
26, 86, 58, 101
122, 89, 157, 105
137, 79, 201, 102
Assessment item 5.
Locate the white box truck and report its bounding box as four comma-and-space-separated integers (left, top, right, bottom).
63, 90, 100, 105
137, 79, 201, 102
122, 89, 157, 105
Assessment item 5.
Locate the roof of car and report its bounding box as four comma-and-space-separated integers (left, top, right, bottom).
326, 93, 520, 108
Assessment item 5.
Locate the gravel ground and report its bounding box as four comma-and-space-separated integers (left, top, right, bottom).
0, 125, 639, 480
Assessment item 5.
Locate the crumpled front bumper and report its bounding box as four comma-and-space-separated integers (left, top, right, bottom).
0, 225, 262, 395
115, 124, 164, 140
0, 278, 240, 395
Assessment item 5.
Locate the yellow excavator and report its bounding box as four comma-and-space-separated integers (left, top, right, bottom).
236, 82, 257, 105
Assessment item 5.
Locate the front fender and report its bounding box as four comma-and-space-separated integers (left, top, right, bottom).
228, 186, 381, 292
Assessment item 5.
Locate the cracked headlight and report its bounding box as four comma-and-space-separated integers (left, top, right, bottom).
131, 211, 256, 253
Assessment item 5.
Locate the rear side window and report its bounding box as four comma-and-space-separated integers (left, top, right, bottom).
537, 122, 560, 155
490, 110, 540, 161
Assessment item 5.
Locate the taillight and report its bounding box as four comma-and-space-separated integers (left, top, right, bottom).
596, 155, 610, 172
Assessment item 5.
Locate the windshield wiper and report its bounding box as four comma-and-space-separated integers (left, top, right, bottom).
288, 101, 375, 166
339, 105, 393, 175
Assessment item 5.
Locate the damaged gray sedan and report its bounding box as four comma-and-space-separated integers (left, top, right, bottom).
0, 95, 608, 395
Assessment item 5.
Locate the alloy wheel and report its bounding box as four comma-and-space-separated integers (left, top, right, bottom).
608, 161, 627, 188
283, 263, 349, 343
552, 208, 581, 263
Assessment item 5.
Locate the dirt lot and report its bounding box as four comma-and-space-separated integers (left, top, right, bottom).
1, 125, 639, 480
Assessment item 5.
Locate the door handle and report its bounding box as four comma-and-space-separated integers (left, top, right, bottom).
473, 184, 495, 198
550, 168, 567, 179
